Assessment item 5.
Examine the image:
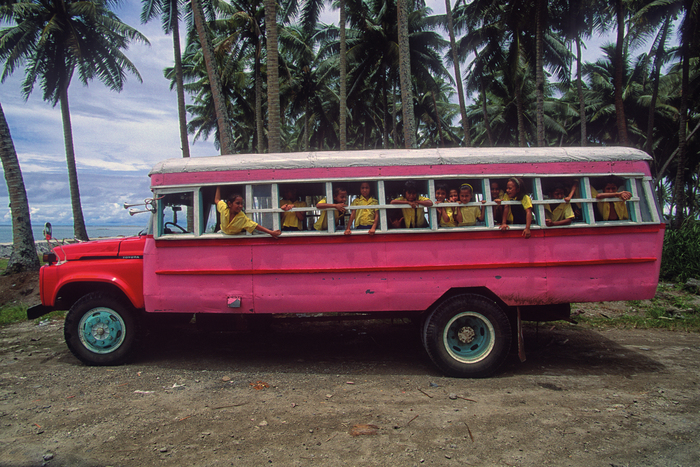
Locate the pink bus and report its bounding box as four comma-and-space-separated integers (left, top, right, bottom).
31, 147, 665, 377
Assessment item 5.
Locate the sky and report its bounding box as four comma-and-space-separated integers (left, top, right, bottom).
0, 0, 617, 227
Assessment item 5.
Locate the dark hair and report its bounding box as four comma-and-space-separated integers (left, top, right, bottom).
507, 177, 526, 200
459, 183, 473, 194
435, 183, 448, 193
226, 193, 243, 204
404, 180, 417, 193
333, 186, 347, 198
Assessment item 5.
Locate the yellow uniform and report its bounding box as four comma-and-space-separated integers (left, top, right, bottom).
456, 206, 482, 226
438, 207, 456, 227
591, 188, 629, 220
280, 199, 307, 230
217, 200, 258, 234
395, 196, 430, 228
501, 194, 533, 224
350, 196, 378, 227
545, 203, 575, 222
314, 198, 345, 230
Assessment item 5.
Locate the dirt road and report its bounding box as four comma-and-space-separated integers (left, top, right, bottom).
1, 318, 698, 467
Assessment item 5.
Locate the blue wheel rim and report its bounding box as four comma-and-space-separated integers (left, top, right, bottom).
78, 308, 126, 354
443, 312, 495, 363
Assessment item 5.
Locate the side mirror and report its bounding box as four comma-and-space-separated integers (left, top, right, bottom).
43, 222, 52, 240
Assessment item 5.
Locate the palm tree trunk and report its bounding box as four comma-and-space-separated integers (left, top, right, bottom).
339, 0, 347, 151
477, 51, 494, 147
576, 35, 587, 146
0, 102, 40, 274
191, 0, 234, 155
397, 0, 416, 148
382, 69, 388, 149
59, 88, 89, 242
535, 0, 545, 147
171, 1, 190, 159
264, 0, 281, 153
431, 92, 444, 147
614, 0, 629, 146
673, 13, 691, 228
392, 78, 398, 148
255, 36, 264, 153
445, 0, 469, 146
645, 17, 670, 159
515, 83, 527, 148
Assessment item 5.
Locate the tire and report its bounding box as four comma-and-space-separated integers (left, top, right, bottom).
423, 294, 511, 378
64, 292, 140, 366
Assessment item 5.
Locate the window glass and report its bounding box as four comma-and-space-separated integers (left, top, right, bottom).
251, 184, 274, 229
636, 179, 653, 222
158, 192, 194, 236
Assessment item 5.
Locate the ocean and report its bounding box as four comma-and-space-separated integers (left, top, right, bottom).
0, 224, 147, 244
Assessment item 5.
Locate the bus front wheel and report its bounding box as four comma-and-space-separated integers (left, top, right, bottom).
64, 292, 139, 366
423, 294, 511, 378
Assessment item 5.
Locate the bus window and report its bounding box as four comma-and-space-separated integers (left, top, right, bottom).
345, 181, 380, 233
250, 184, 274, 232
590, 176, 632, 222
313, 183, 350, 232
157, 191, 194, 237
279, 183, 308, 232
385, 179, 432, 229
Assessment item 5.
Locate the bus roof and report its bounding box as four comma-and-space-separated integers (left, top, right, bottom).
149, 147, 651, 177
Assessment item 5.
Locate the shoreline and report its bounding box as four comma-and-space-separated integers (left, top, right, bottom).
0, 236, 135, 258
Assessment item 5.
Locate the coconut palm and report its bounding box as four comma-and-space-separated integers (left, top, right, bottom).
191, 0, 235, 154
142, 0, 191, 158
0, 101, 39, 274
0, 0, 148, 241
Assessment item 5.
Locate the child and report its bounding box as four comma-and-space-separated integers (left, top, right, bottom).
345, 182, 379, 235
215, 187, 281, 237
280, 186, 307, 231
455, 183, 485, 226
449, 188, 459, 203
434, 183, 456, 227
497, 177, 533, 238
594, 180, 632, 220
314, 186, 348, 230
489, 181, 505, 223
545, 185, 575, 226
390, 180, 433, 228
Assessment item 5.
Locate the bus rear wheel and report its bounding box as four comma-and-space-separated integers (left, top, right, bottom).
423, 294, 511, 378
64, 292, 139, 366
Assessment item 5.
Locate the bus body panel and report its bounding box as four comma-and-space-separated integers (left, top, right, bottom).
141, 224, 663, 315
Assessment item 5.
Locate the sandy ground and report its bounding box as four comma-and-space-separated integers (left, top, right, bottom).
1, 314, 699, 467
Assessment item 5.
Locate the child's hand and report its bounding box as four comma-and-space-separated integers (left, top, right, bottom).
618, 191, 632, 201
344, 227, 352, 235
545, 219, 553, 227
494, 199, 502, 205
281, 204, 293, 211
481, 199, 486, 204
391, 217, 404, 229
368, 227, 376, 235
335, 204, 346, 213
564, 196, 572, 203
499, 223, 509, 231
522, 228, 531, 239
270, 230, 282, 238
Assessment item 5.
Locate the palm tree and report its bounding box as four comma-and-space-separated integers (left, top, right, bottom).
397, 0, 416, 148
264, 0, 281, 152
191, 0, 235, 154
443, 0, 469, 146
0, 0, 148, 241
141, 0, 191, 158
0, 102, 39, 274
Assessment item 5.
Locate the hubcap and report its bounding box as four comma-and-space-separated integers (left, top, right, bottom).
78, 308, 126, 354
443, 312, 495, 364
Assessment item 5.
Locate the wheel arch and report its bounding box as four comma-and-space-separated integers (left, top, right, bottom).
54, 280, 141, 312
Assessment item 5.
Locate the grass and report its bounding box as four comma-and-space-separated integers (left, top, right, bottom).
576, 283, 700, 332
0, 305, 65, 326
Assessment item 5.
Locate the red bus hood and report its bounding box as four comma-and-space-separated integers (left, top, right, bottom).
52, 236, 147, 261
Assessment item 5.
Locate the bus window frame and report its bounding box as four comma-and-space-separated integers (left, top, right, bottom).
153, 171, 658, 240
